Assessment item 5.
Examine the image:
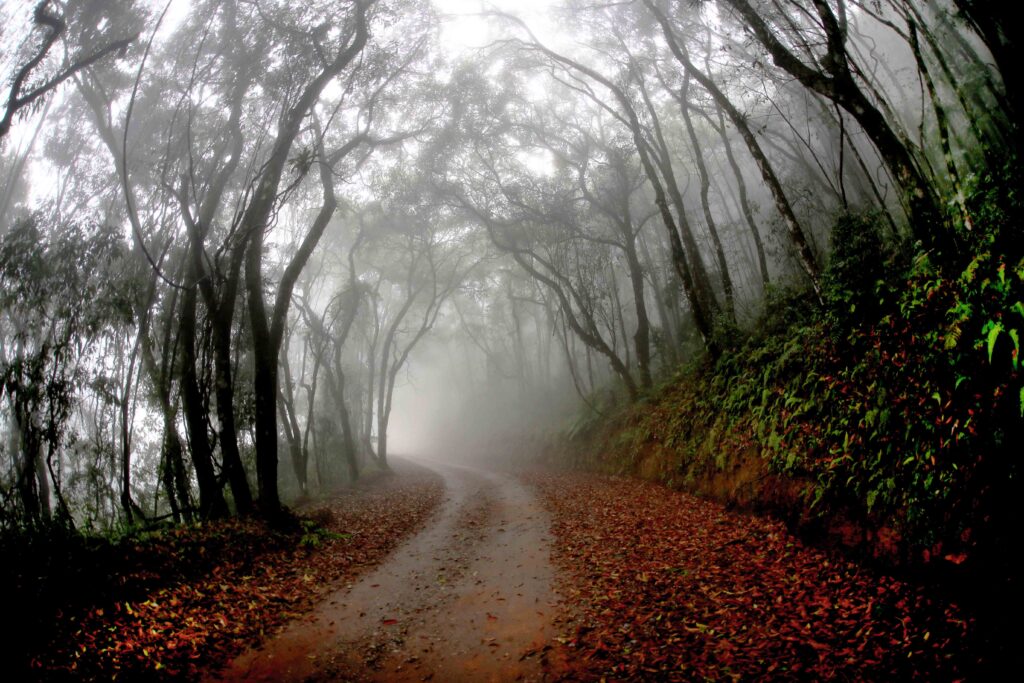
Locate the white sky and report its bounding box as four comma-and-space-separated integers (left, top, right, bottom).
162, 0, 563, 51
433, 0, 563, 52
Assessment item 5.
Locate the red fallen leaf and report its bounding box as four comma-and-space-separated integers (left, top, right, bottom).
26, 473, 446, 681
382, 619, 399, 626
943, 553, 968, 565
525, 470, 975, 682
486, 613, 498, 621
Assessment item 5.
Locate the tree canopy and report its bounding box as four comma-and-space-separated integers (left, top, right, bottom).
0, 0, 1018, 557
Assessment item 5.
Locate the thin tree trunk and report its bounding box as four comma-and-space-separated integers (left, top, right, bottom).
142, 278, 193, 521
638, 231, 677, 368
619, 221, 653, 389
712, 101, 770, 289
907, 18, 971, 230
178, 283, 228, 519
119, 326, 143, 523
633, 67, 725, 334
680, 72, 736, 318
279, 341, 307, 497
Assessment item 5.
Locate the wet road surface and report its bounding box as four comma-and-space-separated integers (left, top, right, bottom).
213, 459, 559, 682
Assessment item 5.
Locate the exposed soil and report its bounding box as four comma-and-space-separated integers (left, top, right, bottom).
214, 459, 561, 682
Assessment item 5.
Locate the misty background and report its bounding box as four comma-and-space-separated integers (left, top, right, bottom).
0, 0, 1008, 528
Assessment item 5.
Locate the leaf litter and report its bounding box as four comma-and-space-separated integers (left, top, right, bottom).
526, 470, 979, 681
25, 469, 443, 681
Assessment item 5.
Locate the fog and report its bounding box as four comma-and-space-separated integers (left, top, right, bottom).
0, 0, 1006, 528
388, 331, 579, 463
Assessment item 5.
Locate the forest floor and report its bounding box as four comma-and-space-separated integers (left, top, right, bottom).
527, 470, 986, 681
19, 459, 990, 681
16, 460, 444, 681
213, 460, 984, 682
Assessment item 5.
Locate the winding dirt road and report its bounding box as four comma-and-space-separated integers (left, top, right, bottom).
214, 459, 560, 682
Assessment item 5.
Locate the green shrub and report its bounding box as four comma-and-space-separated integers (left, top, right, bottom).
578, 164, 1023, 564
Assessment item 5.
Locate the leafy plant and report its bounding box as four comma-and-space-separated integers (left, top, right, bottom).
577, 165, 1023, 567
298, 519, 349, 549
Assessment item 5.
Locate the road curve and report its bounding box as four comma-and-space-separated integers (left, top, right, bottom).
212, 458, 559, 682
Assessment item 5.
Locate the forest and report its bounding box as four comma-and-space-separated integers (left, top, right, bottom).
0, 0, 1019, 679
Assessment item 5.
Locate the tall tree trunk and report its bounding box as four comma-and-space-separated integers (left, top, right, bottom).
243, 7, 369, 516
811, 96, 903, 237
898, 1, 999, 156
325, 277, 365, 482
680, 72, 736, 318
12, 407, 43, 525
949, 0, 1020, 123
633, 67, 725, 334
638, 231, 678, 368
141, 279, 193, 521
375, 286, 418, 468
279, 350, 307, 497
362, 323, 379, 461
907, 18, 971, 230
302, 337, 323, 490
178, 283, 228, 519
621, 228, 652, 389
712, 100, 770, 289
245, 230, 282, 512
119, 327, 143, 523
158, 430, 183, 523
325, 364, 360, 482
926, 0, 1012, 137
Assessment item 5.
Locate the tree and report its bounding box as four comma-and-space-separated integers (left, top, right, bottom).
643, 0, 823, 297
490, 13, 726, 351
0, 0, 138, 142
0, 218, 135, 528
370, 214, 474, 465
717, 0, 947, 250
241, 0, 373, 516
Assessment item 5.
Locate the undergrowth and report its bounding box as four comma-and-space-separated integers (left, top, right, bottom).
0, 516, 298, 679
566, 157, 1023, 575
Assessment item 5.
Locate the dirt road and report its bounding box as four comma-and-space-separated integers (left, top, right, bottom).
214, 459, 559, 682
